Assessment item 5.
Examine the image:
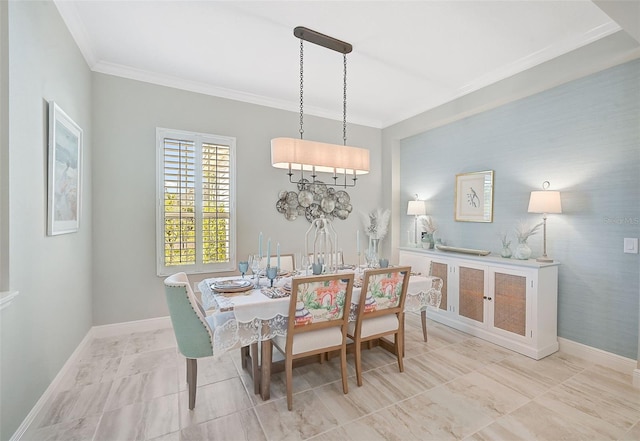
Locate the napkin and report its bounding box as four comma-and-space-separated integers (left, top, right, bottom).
261, 287, 290, 299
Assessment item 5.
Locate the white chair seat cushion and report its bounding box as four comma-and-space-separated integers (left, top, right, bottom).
348, 315, 399, 339
273, 327, 343, 355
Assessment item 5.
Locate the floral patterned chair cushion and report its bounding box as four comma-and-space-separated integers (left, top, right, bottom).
293, 278, 349, 327
360, 270, 406, 314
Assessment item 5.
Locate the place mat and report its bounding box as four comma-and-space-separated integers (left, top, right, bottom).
210, 279, 253, 293
261, 287, 290, 299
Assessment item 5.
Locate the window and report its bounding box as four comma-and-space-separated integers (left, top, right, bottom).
156, 128, 236, 276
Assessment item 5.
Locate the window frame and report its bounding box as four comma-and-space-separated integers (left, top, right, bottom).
156, 127, 236, 276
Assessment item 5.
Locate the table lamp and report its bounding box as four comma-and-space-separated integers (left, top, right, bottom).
528, 181, 562, 262
407, 195, 426, 247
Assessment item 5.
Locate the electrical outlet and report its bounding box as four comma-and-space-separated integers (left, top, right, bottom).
624, 238, 638, 254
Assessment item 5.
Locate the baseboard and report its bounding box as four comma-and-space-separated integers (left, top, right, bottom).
9, 329, 94, 441
558, 337, 637, 377
11, 316, 173, 440
90, 315, 172, 338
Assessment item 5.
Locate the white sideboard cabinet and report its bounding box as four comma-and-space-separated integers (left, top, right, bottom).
399, 248, 559, 359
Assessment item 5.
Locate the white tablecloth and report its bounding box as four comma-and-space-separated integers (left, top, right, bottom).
198, 273, 442, 356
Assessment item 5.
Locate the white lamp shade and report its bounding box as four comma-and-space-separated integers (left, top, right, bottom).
528, 190, 562, 214
407, 200, 426, 216
271, 137, 370, 175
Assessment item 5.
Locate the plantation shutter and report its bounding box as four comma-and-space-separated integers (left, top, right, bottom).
157, 128, 235, 275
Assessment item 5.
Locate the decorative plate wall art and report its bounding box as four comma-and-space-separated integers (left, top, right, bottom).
276, 179, 353, 222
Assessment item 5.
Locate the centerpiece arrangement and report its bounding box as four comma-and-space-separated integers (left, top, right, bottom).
361, 208, 390, 267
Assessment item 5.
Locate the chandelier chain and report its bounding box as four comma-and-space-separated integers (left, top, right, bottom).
343, 53, 347, 145
299, 39, 304, 139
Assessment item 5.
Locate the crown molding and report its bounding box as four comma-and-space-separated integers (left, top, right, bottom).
92, 60, 383, 129
53, 0, 97, 68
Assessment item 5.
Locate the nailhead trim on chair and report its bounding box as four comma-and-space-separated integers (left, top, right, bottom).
167, 280, 214, 349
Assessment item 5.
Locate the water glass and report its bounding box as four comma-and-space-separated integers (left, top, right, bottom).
266, 266, 278, 287
238, 261, 249, 278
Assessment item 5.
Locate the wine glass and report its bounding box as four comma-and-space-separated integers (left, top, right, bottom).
300, 254, 310, 276
266, 266, 278, 287
238, 261, 249, 278
250, 254, 262, 287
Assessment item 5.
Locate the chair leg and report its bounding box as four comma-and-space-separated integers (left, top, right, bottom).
285, 357, 293, 411
340, 344, 349, 394
421, 309, 428, 342
396, 332, 404, 373
355, 339, 363, 387
186, 358, 198, 410
397, 314, 405, 373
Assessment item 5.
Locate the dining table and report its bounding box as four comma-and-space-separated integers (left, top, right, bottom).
198, 268, 443, 400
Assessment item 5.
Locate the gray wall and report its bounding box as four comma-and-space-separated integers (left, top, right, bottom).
1, 1, 93, 439
398, 60, 640, 359
91, 74, 382, 326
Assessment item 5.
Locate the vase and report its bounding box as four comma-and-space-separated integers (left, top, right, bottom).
500, 246, 512, 258
367, 238, 380, 268
514, 242, 531, 260
421, 232, 434, 249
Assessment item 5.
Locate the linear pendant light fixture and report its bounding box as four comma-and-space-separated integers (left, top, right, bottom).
271, 26, 370, 188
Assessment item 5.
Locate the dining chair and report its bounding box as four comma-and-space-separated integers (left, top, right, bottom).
398, 253, 434, 341
308, 251, 344, 270
260, 253, 296, 272
347, 266, 411, 387
270, 273, 355, 410
164, 272, 258, 409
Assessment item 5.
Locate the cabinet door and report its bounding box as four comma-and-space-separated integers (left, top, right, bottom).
491, 269, 528, 337
457, 264, 487, 326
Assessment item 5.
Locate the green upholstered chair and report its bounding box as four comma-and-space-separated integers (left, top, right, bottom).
163, 272, 215, 410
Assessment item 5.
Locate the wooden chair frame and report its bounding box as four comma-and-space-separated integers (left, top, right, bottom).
271, 273, 355, 410
348, 266, 411, 387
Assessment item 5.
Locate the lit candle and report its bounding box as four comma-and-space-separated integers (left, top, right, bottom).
259, 232, 263, 258
277, 243, 281, 269
267, 238, 271, 266
356, 230, 360, 253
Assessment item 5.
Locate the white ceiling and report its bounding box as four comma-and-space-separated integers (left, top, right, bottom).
54, 1, 628, 129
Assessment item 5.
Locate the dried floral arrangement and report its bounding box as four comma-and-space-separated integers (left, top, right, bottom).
361, 208, 391, 240
419, 215, 437, 235
515, 220, 543, 243
498, 231, 511, 248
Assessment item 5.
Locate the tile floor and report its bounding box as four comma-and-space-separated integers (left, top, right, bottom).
22, 313, 640, 440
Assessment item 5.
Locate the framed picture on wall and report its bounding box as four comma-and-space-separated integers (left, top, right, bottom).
47, 101, 83, 235
454, 170, 494, 222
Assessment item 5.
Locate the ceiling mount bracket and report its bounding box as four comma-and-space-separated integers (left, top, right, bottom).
293, 26, 352, 54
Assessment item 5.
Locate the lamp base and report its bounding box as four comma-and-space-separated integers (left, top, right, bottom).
536, 256, 554, 263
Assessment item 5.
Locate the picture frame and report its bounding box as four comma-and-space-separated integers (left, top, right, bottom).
47, 101, 82, 235
454, 170, 494, 222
